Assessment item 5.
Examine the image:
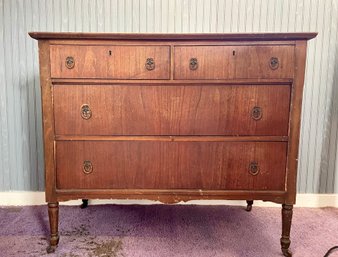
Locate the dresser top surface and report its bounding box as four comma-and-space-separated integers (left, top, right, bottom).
29, 32, 317, 41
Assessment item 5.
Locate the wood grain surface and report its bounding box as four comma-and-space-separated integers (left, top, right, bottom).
29, 32, 317, 41
174, 45, 294, 79
50, 45, 170, 79
38, 41, 57, 202
56, 141, 287, 191
285, 41, 308, 204
55, 135, 288, 142
53, 84, 291, 136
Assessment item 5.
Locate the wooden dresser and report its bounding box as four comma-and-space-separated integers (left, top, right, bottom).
30, 32, 316, 256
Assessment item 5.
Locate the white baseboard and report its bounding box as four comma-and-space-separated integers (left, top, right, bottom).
0, 192, 337, 207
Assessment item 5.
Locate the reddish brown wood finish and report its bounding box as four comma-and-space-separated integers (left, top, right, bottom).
47, 203, 59, 252
281, 204, 293, 256
51, 78, 293, 85
55, 189, 287, 204
56, 141, 287, 190
50, 45, 170, 79
38, 40, 57, 203
29, 32, 317, 41
53, 84, 291, 136
31, 32, 316, 257
285, 41, 308, 205
174, 45, 294, 79
54, 135, 289, 142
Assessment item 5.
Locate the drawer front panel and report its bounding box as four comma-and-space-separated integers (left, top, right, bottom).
56, 141, 287, 190
174, 45, 294, 79
54, 85, 291, 136
50, 45, 170, 79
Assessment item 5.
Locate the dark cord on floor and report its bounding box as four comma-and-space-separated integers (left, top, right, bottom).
324, 246, 338, 257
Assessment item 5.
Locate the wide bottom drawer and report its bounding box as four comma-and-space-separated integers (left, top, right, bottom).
56, 141, 287, 191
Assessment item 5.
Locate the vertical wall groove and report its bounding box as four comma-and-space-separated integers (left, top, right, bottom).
0, 0, 337, 193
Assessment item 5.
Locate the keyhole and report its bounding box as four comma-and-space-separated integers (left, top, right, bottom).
108, 50, 112, 56
233, 50, 236, 56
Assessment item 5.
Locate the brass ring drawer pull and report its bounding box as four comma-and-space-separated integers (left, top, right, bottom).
269, 57, 279, 70
65, 56, 75, 69
249, 161, 260, 176
189, 58, 198, 70
81, 104, 92, 120
145, 58, 155, 70
251, 106, 263, 120
83, 160, 93, 174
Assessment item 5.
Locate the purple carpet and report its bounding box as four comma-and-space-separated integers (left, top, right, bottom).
0, 204, 337, 257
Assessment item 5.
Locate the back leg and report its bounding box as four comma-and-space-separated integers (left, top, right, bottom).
246, 200, 253, 212
80, 199, 88, 209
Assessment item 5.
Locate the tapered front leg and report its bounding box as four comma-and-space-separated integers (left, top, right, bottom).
281, 204, 293, 257
47, 202, 59, 253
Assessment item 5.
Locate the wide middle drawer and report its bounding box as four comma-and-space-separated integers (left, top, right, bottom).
53, 85, 291, 136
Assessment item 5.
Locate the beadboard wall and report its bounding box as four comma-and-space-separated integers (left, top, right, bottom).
0, 0, 337, 193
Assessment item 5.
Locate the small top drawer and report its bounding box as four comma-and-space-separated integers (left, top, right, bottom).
174, 45, 294, 80
50, 45, 170, 79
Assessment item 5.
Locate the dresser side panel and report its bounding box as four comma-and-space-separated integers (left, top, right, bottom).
38, 40, 56, 202
286, 40, 308, 204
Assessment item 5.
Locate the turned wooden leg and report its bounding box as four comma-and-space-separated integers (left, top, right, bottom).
281, 204, 293, 257
80, 199, 88, 209
246, 200, 253, 212
47, 202, 59, 253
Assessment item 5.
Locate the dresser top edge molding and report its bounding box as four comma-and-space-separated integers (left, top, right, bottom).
29, 32, 318, 41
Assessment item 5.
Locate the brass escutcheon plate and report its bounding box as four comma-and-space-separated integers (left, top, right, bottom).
65, 56, 75, 69
189, 58, 198, 70
145, 58, 155, 70
81, 104, 92, 120
269, 57, 279, 70
249, 161, 260, 176
251, 106, 263, 120
83, 160, 93, 174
